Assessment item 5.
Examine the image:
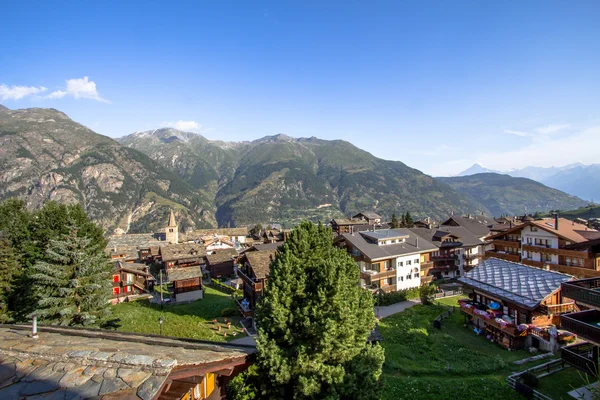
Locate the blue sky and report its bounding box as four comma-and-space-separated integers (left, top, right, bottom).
2, 1, 600, 176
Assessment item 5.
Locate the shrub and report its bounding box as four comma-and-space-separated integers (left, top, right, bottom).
419, 284, 436, 305
211, 278, 243, 297
221, 307, 237, 317
374, 287, 420, 306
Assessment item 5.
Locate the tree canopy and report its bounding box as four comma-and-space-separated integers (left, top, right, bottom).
229, 221, 384, 399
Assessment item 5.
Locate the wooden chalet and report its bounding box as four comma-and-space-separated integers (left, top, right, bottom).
206, 249, 238, 279
167, 266, 204, 302
260, 228, 291, 243
458, 258, 576, 350
352, 212, 382, 225
236, 250, 277, 320
112, 261, 155, 302
330, 218, 370, 236
0, 325, 254, 399
160, 243, 206, 269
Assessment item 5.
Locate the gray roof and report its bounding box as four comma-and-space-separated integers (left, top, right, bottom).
458, 258, 573, 310
106, 234, 162, 250
442, 216, 492, 238
353, 212, 382, 220
166, 266, 203, 281
361, 230, 409, 241
341, 229, 437, 261
0, 325, 252, 399
246, 242, 283, 252
206, 248, 238, 264
410, 226, 484, 248
160, 243, 206, 262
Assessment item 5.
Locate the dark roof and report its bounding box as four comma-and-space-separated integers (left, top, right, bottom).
353, 212, 382, 220
246, 242, 284, 252
0, 325, 252, 399
341, 229, 437, 261
106, 234, 162, 250
206, 249, 238, 264
565, 237, 600, 251
331, 218, 365, 226
116, 262, 153, 277
441, 216, 492, 238
410, 226, 484, 248
458, 258, 573, 310
183, 228, 249, 240
160, 243, 206, 262
245, 250, 277, 279
166, 266, 203, 281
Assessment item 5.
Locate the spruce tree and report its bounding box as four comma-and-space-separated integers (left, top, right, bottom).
230, 222, 384, 399
0, 237, 21, 323
404, 212, 414, 228
400, 212, 407, 228
391, 213, 399, 229
30, 227, 112, 326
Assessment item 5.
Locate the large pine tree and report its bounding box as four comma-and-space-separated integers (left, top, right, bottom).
0, 236, 21, 323
230, 222, 384, 399
30, 227, 112, 326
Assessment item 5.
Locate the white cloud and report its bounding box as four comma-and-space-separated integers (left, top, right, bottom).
504, 129, 532, 137
535, 123, 570, 135
0, 84, 47, 100
47, 76, 109, 103
163, 120, 201, 132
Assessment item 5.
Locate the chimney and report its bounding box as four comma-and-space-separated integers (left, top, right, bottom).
554, 214, 559, 230
416, 237, 419, 248
509, 221, 512, 229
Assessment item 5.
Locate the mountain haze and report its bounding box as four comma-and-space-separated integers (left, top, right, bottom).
439, 173, 589, 216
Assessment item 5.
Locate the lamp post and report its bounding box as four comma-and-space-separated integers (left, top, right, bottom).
158, 316, 163, 336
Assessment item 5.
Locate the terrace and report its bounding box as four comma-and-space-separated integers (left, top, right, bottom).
561, 277, 600, 309
561, 342, 598, 376
561, 309, 600, 345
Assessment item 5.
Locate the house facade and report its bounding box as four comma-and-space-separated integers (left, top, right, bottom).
485, 216, 600, 278
111, 261, 155, 302
206, 248, 238, 278
236, 250, 276, 321
336, 229, 437, 292
459, 258, 576, 350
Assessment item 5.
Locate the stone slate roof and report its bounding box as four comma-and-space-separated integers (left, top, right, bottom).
245, 250, 277, 279
160, 243, 206, 262
116, 262, 153, 277
166, 266, 202, 282
0, 325, 252, 399
246, 242, 283, 252
458, 258, 573, 310
332, 218, 365, 226
182, 228, 248, 241
107, 234, 162, 251
353, 212, 382, 220
206, 249, 238, 265
341, 229, 437, 261
441, 216, 492, 238
410, 226, 484, 248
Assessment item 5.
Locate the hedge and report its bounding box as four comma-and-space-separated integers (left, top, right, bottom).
211, 278, 243, 298
374, 287, 420, 306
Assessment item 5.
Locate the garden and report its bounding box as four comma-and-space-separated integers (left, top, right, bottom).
111, 286, 246, 342
378, 297, 578, 400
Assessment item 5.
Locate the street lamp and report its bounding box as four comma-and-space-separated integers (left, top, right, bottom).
158, 316, 163, 336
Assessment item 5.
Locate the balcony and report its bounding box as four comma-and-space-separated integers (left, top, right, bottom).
492, 239, 521, 247
237, 269, 264, 291
459, 301, 520, 337
562, 278, 600, 309
235, 298, 254, 318
420, 261, 434, 270
360, 269, 396, 284
431, 254, 458, 261
561, 309, 600, 345
463, 253, 482, 260
421, 275, 433, 285
484, 251, 520, 262
522, 244, 588, 258
561, 342, 598, 376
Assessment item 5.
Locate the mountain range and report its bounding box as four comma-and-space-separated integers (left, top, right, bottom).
0, 105, 590, 233
458, 163, 600, 201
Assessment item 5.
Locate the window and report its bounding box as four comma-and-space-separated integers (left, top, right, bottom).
113, 274, 120, 283
400, 276, 403, 281
406, 260, 412, 266
369, 263, 379, 271
397, 261, 403, 267
444, 271, 449, 276
414, 259, 419, 264
406, 274, 411, 280
113, 287, 120, 295
414, 273, 419, 278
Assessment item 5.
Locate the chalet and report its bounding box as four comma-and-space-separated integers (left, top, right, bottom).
330, 218, 370, 236
206, 248, 239, 278
160, 243, 206, 269
336, 229, 438, 291
410, 226, 485, 276
111, 261, 155, 302
203, 236, 237, 253
353, 212, 382, 225
441, 215, 493, 241
485, 216, 600, 278
0, 325, 254, 399
183, 227, 249, 246
261, 228, 291, 243
236, 250, 277, 321
458, 258, 575, 350
167, 266, 203, 302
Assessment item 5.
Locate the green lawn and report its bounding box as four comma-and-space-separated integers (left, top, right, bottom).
111, 286, 246, 342
379, 302, 560, 400
536, 367, 592, 400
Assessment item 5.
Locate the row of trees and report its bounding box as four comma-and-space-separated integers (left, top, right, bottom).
390, 212, 414, 228
228, 222, 385, 399
0, 199, 113, 326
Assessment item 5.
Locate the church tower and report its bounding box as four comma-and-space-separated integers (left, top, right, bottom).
165, 209, 179, 244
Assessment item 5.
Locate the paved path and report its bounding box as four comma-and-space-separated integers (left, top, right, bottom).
229, 299, 422, 346
375, 299, 421, 319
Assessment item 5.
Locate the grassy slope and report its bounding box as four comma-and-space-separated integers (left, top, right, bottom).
379, 299, 560, 400
112, 286, 245, 342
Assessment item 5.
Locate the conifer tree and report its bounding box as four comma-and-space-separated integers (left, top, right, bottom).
0, 236, 21, 323
400, 212, 407, 228
229, 222, 384, 399
391, 213, 399, 228
30, 227, 112, 326
404, 212, 414, 228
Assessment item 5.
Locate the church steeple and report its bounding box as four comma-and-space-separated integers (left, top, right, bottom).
165, 209, 179, 243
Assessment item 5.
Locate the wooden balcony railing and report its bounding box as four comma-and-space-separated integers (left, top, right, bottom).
561, 310, 600, 345
492, 239, 521, 247
561, 342, 598, 376
522, 244, 588, 258
361, 269, 396, 284
238, 269, 263, 291
235, 298, 255, 318
484, 251, 520, 262
431, 255, 458, 261
562, 279, 600, 309
539, 302, 577, 315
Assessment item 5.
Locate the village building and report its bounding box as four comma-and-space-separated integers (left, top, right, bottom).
111, 261, 155, 302
485, 216, 600, 278
182, 228, 249, 248
352, 212, 382, 225
260, 228, 291, 243
165, 209, 179, 244
335, 228, 437, 291
160, 243, 206, 269
0, 325, 254, 399
205, 248, 239, 279
166, 266, 204, 303
410, 225, 485, 276
441, 215, 493, 241
236, 250, 277, 322
458, 258, 576, 350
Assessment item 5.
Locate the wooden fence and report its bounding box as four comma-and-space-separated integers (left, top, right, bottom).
506, 359, 565, 400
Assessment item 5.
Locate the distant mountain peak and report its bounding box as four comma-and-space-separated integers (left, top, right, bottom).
0, 104, 8, 111
254, 133, 294, 143
457, 163, 499, 176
